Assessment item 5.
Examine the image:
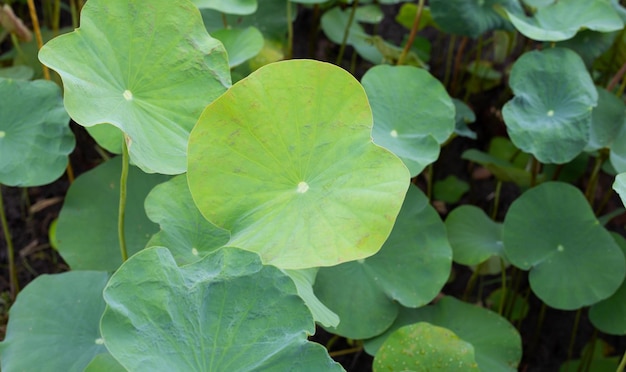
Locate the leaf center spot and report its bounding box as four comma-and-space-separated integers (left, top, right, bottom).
557, 244, 564, 252
191, 247, 199, 256
123, 89, 133, 101
390, 129, 398, 138
0, 131, 5, 138
297, 181, 309, 194
547, 109, 554, 117
95, 337, 105, 345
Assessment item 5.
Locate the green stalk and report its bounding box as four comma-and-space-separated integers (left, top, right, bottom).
336, 0, 359, 65
498, 257, 507, 315
286, 1, 294, 59
69, 0, 78, 28
529, 302, 547, 355
118, 137, 130, 262
397, 0, 424, 66
579, 330, 597, 372
530, 156, 541, 188
462, 265, 481, 301
491, 180, 502, 220
52, 0, 61, 34
617, 348, 626, 372
564, 308, 582, 371
585, 150, 608, 205
425, 164, 434, 201
443, 35, 457, 88
0, 185, 19, 299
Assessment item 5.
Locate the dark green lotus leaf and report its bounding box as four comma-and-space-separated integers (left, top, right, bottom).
321, 6, 385, 64
192, 0, 257, 15
489, 136, 530, 169
589, 233, 626, 335
559, 340, 621, 372
314, 185, 452, 339
0, 78, 74, 186
586, 86, 625, 152
504, 0, 623, 42
188, 60, 409, 269
84, 354, 126, 372
453, 98, 477, 139
56, 157, 168, 271
430, 0, 515, 38
557, 30, 618, 68
373, 323, 479, 371
212, 27, 263, 68
503, 182, 626, 310
462, 149, 535, 187
39, 0, 231, 174
542, 152, 589, 184
144, 175, 229, 266
502, 48, 597, 164
445, 205, 504, 266
434, 175, 469, 203
361, 65, 455, 176
101, 247, 342, 371
0, 271, 109, 372
0, 65, 33, 80
364, 296, 522, 371
487, 289, 529, 321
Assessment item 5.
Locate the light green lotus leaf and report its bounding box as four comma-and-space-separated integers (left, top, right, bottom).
430, 0, 515, 38
56, 157, 168, 271
434, 175, 469, 203
355, 4, 384, 24
188, 59, 409, 269
557, 30, 618, 68
84, 354, 126, 372
503, 182, 626, 310
445, 205, 504, 266
610, 118, 626, 173
320, 6, 385, 64
361, 65, 455, 176
503, 0, 623, 42
39, 0, 231, 175
0, 271, 109, 372
502, 48, 597, 164
212, 27, 263, 68
586, 86, 626, 152
364, 296, 522, 371
453, 98, 477, 139
314, 185, 452, 339
192, 0, 257, 14
396, 3, 435, 31
0, 65, 33, 80
589, 233, 626, 335
101, 247, 343, 371
284, 268, 340, 328
85, 124, 124, 155
144, 175, 229, 266
373, 323, 479, 371
614, 173, 626, 206
0, 78, 74, 186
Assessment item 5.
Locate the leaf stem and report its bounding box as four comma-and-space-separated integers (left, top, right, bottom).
397, 0, 424, 66
606, 60, 626, 92
498, 258, 506, 315
617, 347, 626, 372
585, 150, 608, 205
443, 35, 457, 88
286, 1, 294, 59
26, 0, 50, 80
0, 185, 19, 300
336, 0, 359, 65
491, 180, 502, 220
118, 136, 130, 262
564, 308, 582, 371
328, 346, 362, 357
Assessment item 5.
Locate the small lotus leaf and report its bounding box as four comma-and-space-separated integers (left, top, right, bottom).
589, 233, 626, 335
586, 86, 625, 152
502, 182, 626, 310
314, 185, 452, 339
0, 78, 74, 186
396, 3, 434, 31
502, 48, 597, 164
373, 322, 479, 371
504, 0, 623, 42
144, 175, 230, 266
0, 271, 109, 372
445, 205, 504, 266
487, 289, 529, 321
188, 59, 409, 269
453, 98, 477, 139
361, 65, 455, 176
212, 27, 263, 68
434, 175, 469, 203
559, 340, 621, 372
557, 30, 618, 68
192, 0, 257, 15
39, 0, 231, 174
56, 157, 168, 271
101, 247, 342, 371
355, 4, 384, 24
364, 296, 522, 371
462, 149, 535, 186
430, 0, 515, 38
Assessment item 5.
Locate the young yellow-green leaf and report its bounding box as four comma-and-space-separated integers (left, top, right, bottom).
0, 78, 74, 186
39, 0, 231, 174
101, 247, 343, 371
192, 0, 257, 15
187, 59, 410, 269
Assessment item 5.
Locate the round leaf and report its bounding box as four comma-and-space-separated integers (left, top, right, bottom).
314, 185, 452, 339
504, 0, 623, 42
0, 78, 74, 186
587, 86, 626, 152
284, 268, 340, 328
433, 175, 469, 203
39, 0, 231, 174
502, 48, 597, 164
453, 98, 477, 139
430, 0, 515, 38
0, 271, 109, 372
361, 65, 455, 176
212, 27, 263, 68
145, 175, 230, 265
56, 157, 168, 271
445, 205, 504, 266
364, 296, 522, 371
373, 323, 479, 371
503, 182, 626, 310
101, 247, 342, 371
188, 59, 410, 269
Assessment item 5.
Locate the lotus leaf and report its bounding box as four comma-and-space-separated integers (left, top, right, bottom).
446, 205, 504, 266
430, 0, 515, 38
192, 0, 257, 15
